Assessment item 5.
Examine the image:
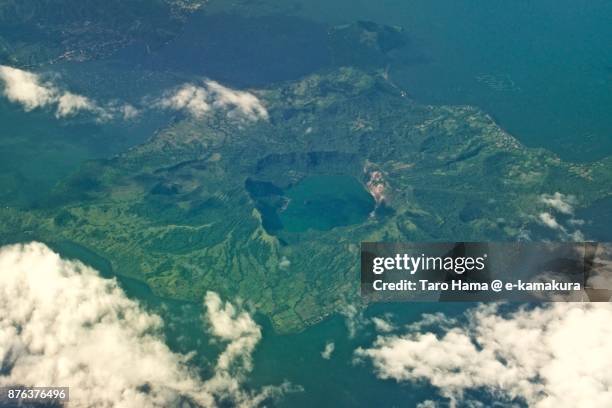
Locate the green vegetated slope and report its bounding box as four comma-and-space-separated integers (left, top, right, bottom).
1, 67, 610, 333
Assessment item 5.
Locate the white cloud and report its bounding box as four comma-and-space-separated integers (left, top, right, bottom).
0, 65, 55, 110
56, 91, 97, 118
339, 303, 366, 338
416, 401, 439, 408
356, 303, 612, 408
120, 103, 140, 120
157, 84, 211, 118
405, 312, 457, 332
205, 80, 268, 121
204, 291, 260, 375
0, 242, 213, 407
0, 242, 295, 407
279, 256, 291, 270
0, 65, 134, 121
540, 192, 576, 215
205, 292, 259, 342
202, 291, 299, 407
537, 193, 586, 240
157, 81, 268, 121
538, 212, 586, 241
371, 316, 395, 333
0, 65, 268, 123
321, 342, 335, 360
539, 212, 561, 230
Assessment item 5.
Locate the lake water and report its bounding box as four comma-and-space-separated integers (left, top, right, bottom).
246, 175, 375, 234
280, 175, 375, 232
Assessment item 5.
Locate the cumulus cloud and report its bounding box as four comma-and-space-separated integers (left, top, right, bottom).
0, 65, 55, 110
416, 401, 439, 408
0, 242, 212, 407
321, 342, 335, 360
538, 212, 585, 241
371, 316, 395, 333
205, 80, 268, 120
202, 291, 297, 407
405, 312, 458, 332
157, 84, 211, 118
539, 212, 561, 230
540, 192, 576, 215
356, 303, 612, 408
120, 103, 140, 120
339, 303, 366, 338
0, 242, 294, 407
156, 81, 268, 121
0, 65, 268, 123
0, 65, 135, 121
56, 92, 97, 117
279, 256, 291, 270
537, 192, 586, 241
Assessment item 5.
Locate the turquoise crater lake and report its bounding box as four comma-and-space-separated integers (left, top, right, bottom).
247, 175, 375, 233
